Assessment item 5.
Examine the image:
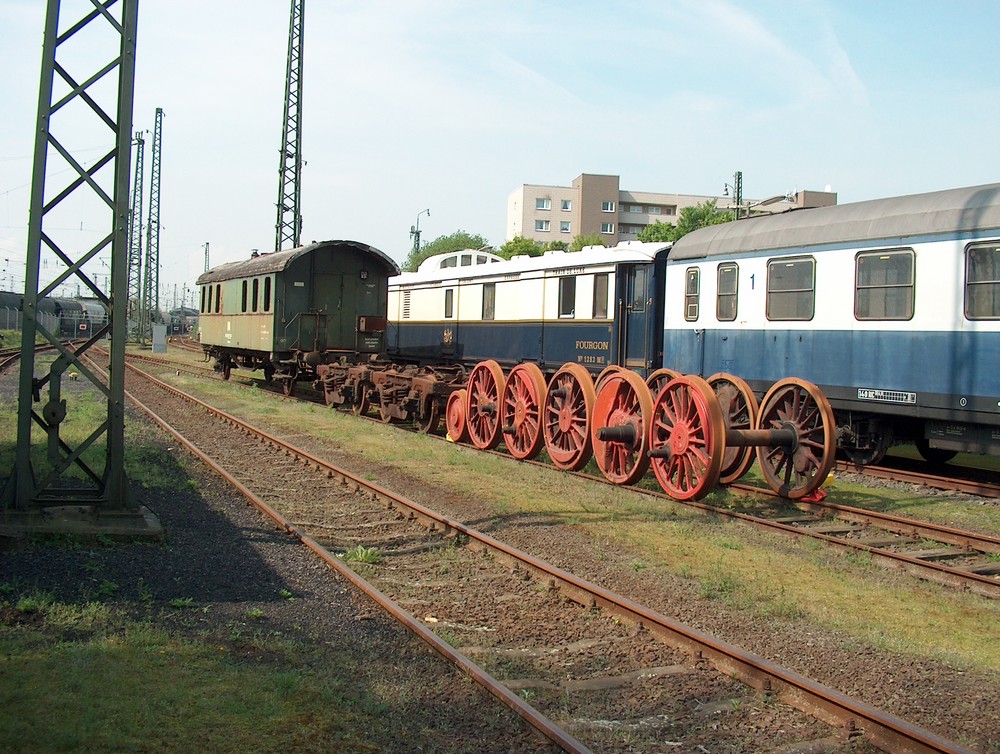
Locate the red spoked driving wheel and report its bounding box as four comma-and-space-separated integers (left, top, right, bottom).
707, 372, 759, 484
542, 363, 596, 471
645, 368, 681, 402
648, 375, 725, 500
592, 369, 653, 485
501, 363, 546, 460
446, 389, 469, 443
465, 360, 506, 450
756, 378, 837, 499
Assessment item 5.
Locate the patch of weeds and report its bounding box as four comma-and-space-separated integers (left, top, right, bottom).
698, 561, 741, 601
678, 563, 692, 579
169, 597, 196, 609
278, 589, 294, 600
845, 551, 874, 568
760, 586, 804, 620
730, 698, 742, 712
93, 580, 120, 599
630, 560, 647, 572
16, 592, 53, 614
717, 538, 743, 551
246, 608, 265, 620
518, 688, 537, 703
137, 578, 154, 603
435, 627, 459, 647
342, 545, 381, 564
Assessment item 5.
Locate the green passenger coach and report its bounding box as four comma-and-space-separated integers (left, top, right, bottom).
197, 240, 399, 393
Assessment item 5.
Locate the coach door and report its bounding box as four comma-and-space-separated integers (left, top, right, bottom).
617, 264, 651, 375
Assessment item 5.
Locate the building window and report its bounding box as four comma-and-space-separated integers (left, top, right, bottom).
241, 281, 248, 313
482, 283, 495, 321
560, 221, 571, 233
558, 276, 575, 318
629, 205, 642, 213
601, 201, 615, 212
535, 197, 551, 210
593, 273, 609, 318
665, 206, 676, 215
263, 277, 272, 312
561, 199, 572, 211
601, 223, 614, 234
965, 242, 1000, 319
717, 263, 738, 321
767, 257, 815, 321
684, 268, 699, 321
444, 288, 454, 319
535, 219, 550, 232
855, 249, 914, 320
252, 278, 260, 312
649, 206, 661, 215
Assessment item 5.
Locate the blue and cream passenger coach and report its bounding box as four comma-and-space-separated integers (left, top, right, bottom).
387, 243, 671, 377
198, 240, 399, 389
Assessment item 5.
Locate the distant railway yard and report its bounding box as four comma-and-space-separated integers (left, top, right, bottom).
2, 341, 998, 753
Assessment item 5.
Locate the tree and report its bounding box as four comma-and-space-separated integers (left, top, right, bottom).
569, 234, 606, 252
672, 199, 733, 239
542, 240, 568, 252
497, 235, 543, 259
403, 230, 490, 272
637, 220, 677, 243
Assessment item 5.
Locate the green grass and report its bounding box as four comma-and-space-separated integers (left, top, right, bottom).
0, 600, 379, 753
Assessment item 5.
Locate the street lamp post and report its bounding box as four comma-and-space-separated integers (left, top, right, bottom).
410, 208, 430, 257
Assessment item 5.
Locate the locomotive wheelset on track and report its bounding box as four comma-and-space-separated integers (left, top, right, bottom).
197, 183, 1000, 502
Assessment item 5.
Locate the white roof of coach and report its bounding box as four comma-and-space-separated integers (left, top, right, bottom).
670, 183, 1000, 260
393, 241, 671, 286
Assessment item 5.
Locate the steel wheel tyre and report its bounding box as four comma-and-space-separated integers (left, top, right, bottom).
351, 386, 371, 417
221, 359, 232, 381
755, 378, 837, 499
707, 372, 759, 484
501, 363, 547, 460
416, 400, 442, 434
595, 364, 624, 392
446, 389, 469, 443
649, 375, 725, 500
466, 360, 506, 450
646, 368, 681, 401
542, 363, 596, 471
592, 369, 653, 485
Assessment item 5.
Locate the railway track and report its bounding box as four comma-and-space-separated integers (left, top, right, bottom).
108, 355, 979, 754
124, 347, 1000, 600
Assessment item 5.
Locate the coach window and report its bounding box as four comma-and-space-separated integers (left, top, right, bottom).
559, 276, 576, 318
717, 263, 738, 321
631, 267, 647, 312
855, 249, 914, 320
241, 281, 248, 313
482, 283, 496, 321
263, 277, 272, 312
444, 288, 454, 319
766, 257, 815, 320
593, 273, 609, 318
215, 284, 222, 314
252, 278, 260, 312
684, 267, 700, 321
966, 242, 1000, 319
201, 286, 206, 313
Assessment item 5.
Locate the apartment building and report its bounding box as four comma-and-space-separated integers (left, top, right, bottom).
506, 173, 837, 244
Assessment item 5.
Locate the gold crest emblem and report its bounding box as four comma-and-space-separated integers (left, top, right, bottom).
442, 328, 453, 345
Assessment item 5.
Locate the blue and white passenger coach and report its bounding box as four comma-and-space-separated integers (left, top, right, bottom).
663, 183, 1000, 463
387, 243, 671, 377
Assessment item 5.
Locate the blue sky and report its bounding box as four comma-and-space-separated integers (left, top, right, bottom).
1, 0, 998, 305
